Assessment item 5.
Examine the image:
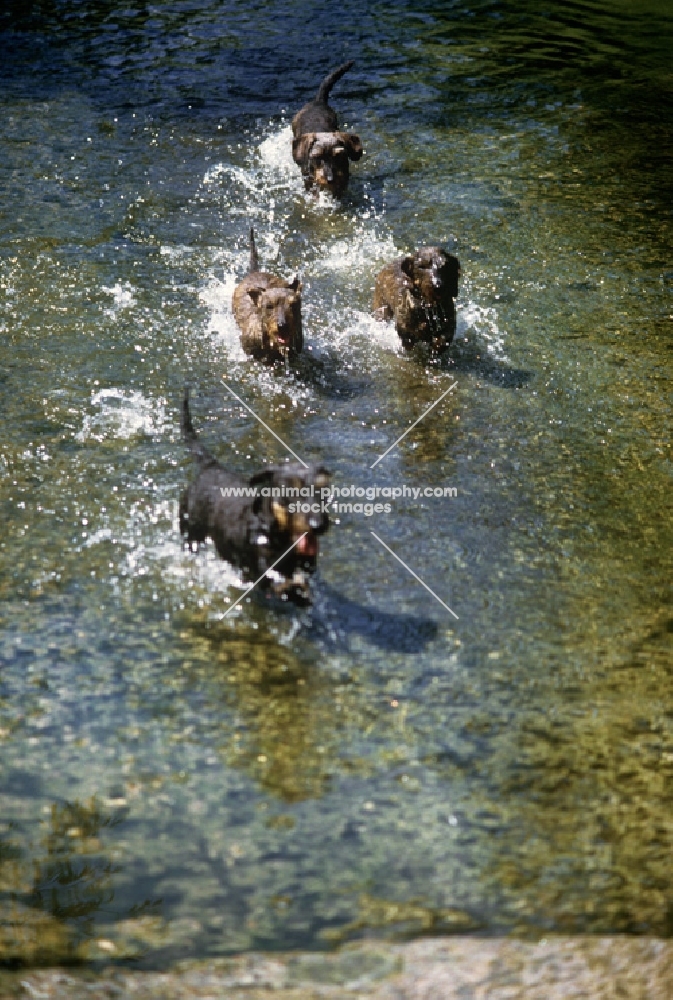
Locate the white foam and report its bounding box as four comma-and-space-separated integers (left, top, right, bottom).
85, 496, 246, 604
355, 311, 406, 354
458, 299, 509, 359
102, 281, 136, 317
84, 527, 114, 547
77, 389, 173, 443
127, 532, 245, 598
199, 272, 247, 362
121, 500, 248, 615
202, 125, 304, 228
319, 232, 400, 276
159, 245, 195, 261
311, 307, 403, 358
257, 125, 297, 181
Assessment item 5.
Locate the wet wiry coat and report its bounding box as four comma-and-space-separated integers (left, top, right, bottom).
179, 392, 329, 604
373, 247, 460, 350
291, 61, 363, 196
232, 271, 302, 361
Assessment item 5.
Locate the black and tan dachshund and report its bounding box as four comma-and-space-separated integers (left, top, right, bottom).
179, 390, 329, 605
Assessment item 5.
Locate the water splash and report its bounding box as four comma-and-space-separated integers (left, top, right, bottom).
101, 282, 136, 318
199, 271, 247, 363
457, 300, 509, 360
195, 123, 509, 390
76, 389, 173, 443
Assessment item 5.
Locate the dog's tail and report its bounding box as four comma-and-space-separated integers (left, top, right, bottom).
182, 388, 216, 466
315, 60, 354, 104
248, 227, 259, 274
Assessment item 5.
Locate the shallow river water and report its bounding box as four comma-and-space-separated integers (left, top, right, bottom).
1, 0, 672, 968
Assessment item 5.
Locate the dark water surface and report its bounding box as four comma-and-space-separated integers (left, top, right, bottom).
1, 0, 672, 967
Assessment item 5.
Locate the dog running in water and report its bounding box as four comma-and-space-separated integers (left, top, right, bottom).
373, 246, 461, 351
232, 228, 303, 362
291, 61, 363, 196
179, 390, 330, 605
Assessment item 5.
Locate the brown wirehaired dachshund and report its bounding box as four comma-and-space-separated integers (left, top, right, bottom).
291, 61, 363, 196
373, 247, 460, 351
232, 228, 303, 362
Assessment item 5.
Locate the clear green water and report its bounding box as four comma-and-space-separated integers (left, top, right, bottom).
0, 0, 672, 968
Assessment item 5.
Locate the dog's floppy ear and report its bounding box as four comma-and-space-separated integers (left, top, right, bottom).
441, 254, 461, 298
338, 132, 363, 161
292, 133, 315, 165
249, 468, 276, 489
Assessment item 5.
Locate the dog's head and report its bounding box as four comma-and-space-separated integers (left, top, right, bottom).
292, 131, 363, 196
247, 279, 303, 358
401, 247, 460, 303
397, 247, 460, 348
248, 464, 330, 603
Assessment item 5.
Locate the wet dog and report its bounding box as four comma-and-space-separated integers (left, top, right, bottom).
232, 228, 302, 361
179, 390, 329, 605
373, 247, 461, 351
291, 61, 363, 196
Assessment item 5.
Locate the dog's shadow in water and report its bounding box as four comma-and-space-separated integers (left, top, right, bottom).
287, 351, 371, 401
426, 338, 533, 389
303, 580, 439, 653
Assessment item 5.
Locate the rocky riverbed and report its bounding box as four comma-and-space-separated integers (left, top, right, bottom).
5, 937, 673, 999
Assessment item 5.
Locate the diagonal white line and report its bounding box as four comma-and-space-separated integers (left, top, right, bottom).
370, 531, 459, 620
370, 381, 458, 469
222, 379, 308, 468
222, 532, 308, 618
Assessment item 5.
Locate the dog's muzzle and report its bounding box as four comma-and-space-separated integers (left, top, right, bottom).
273, 318, 294, 356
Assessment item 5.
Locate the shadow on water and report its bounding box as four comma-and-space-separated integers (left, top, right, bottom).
230, 578, 439, 656
288, 353, 371, 401
440, 339, 533, 389
385, 335, 532, 388
307, 580, 439, 654
289, 326, 532, 395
